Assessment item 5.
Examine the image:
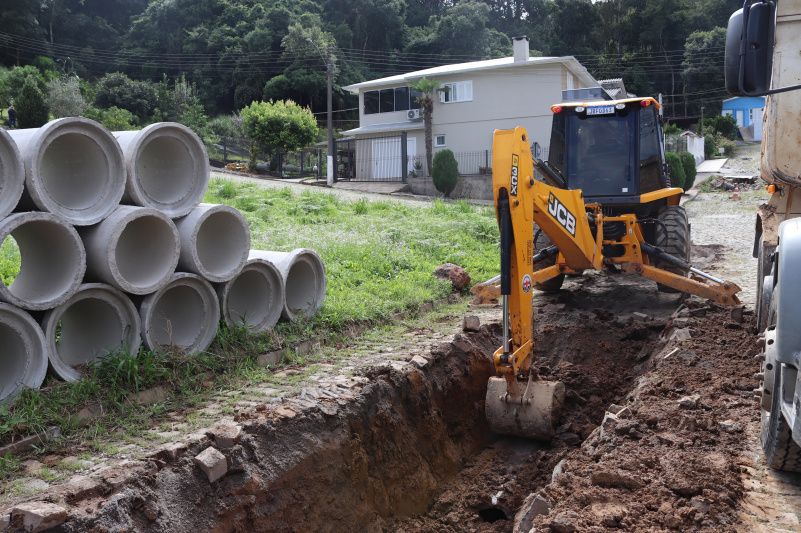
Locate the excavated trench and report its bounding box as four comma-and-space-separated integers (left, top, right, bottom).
64, 279, 678, 533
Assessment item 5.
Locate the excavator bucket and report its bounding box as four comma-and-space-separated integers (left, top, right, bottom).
485, 376, 565, 440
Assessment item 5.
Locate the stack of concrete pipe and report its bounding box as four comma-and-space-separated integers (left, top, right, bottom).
0, 118, 326, 403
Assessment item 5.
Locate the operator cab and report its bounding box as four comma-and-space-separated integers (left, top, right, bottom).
545, 97, 670, 207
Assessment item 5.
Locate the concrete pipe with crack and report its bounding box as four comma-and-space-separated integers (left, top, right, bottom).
8, 117, 125, 225
216, 254, 284, 332
81, 205, 180, 295
249, 249, 326, 321
139, 273, 220, 355
42, 283, 141, 383
0, 212, 86, 311
0, 303, 47, 404
114, 123, 210, 218
0, 128, 25, 218
175, 203, 250, 283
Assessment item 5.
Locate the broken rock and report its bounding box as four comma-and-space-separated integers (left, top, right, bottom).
590, 469, 643, 490
669, 328, 692, 342
257, 350, 283, 367
410, 355, 429, 369
513, 492, 550, 533
434, 263, 471, 291
194, 447, 228, 483
462, 315, 481, 332
719, 419, 742, 433
12, 501, 68, 532
678, 394, 701, 409
209, 424, 243, 449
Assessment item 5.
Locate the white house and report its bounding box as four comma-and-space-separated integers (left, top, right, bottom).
340, 37, 598, 182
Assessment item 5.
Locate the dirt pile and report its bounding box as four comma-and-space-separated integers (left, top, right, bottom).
529, 302, 759, 532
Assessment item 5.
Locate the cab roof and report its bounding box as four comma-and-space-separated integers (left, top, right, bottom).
557, 96, 662, 110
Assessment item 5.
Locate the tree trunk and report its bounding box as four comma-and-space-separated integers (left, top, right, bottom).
424, 99, 433, 176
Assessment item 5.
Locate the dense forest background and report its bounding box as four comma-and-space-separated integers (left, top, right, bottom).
0, 0, 739, 129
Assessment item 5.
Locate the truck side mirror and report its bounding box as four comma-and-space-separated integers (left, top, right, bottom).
725, 1, 776, 96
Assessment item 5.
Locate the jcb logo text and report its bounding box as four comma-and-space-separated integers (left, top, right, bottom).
547, 193, 576, 236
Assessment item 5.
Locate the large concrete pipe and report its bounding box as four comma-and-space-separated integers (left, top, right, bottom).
8, 117, 125, 225
81, 205, 180, 295
0, 129, 25, 218
175, 203, 250, 283
43, 284, 141, 383
0, 212, 85, 311
249, 249, 326, 321
0, 303, 47, 404
139, 273, 220, 355
216, 254, 284, 332
114, 123, 210, 218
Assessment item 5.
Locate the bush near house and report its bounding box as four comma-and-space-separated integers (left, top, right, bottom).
16, 77, 49, 128
678, 152, 697, 191
665, 152, 686, 190
432, 149, 459, 197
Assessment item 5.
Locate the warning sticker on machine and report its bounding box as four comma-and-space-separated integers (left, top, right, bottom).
522, 274, 532, 293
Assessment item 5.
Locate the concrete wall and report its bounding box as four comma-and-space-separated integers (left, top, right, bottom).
407, 174, 493, 201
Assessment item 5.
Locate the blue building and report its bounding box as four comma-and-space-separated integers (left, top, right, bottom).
721, 96, 766, 141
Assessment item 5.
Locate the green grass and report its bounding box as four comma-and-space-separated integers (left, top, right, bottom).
0, 182, 499, 483
205, 179, 498, 329
0, 236, 20, 286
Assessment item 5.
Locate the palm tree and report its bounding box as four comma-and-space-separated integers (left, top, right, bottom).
411, 77, 441, 176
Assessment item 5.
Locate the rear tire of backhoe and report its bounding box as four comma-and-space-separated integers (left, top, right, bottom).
654, 206, 691, 294
534, 225, 564, 293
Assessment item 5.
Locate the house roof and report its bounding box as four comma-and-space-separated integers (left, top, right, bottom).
722, 95, 766, 104
341, 121, 424, 136
342, 55, 597, 94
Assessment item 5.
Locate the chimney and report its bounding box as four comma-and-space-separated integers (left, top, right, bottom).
512, 36, 529, 63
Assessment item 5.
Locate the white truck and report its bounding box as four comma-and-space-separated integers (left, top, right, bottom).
726, 0, 801, 470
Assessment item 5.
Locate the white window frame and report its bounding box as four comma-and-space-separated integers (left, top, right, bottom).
434, 134, 446, 147
440, 81, 473, 104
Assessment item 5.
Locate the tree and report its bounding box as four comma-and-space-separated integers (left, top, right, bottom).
240, 100, 319, 170
683, 27, 727, 116
411, 77, 441, 176
432, 149, 459, 197
47, 76, 86, 117
94, 72, 157, 121
16, 78, 50, 128
0, 66, 48, 108
678, 152, 697, 191
665, 152, 686, 190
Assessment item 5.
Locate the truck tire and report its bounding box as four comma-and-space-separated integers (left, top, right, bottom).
761, 311, 801, 471
756, 234, 776, 333
534, 225, 564, 293
654, 206, 691, 293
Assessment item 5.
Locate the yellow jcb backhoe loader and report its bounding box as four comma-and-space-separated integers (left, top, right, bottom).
486, 99, 742, 441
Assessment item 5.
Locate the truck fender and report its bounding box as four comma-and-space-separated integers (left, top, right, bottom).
774, 219, 801, 367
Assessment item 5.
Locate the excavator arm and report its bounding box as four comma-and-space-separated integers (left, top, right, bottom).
485, 126, 741, 440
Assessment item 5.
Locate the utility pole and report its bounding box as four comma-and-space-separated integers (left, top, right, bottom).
326, 55, 334, 187
700, 106, 705, 135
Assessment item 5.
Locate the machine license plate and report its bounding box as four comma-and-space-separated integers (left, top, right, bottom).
587, 106, 615, 115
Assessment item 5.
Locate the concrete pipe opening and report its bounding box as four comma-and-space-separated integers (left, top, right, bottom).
217, 256, 284, 332
9, 118, 125, 225
82, 206, 180, 295
176, 204, 250, 283
250, 249, 326, 321
140, 273, 220, 355
0, 129, 24, 218
43, 284, 141, 383
115, 123, 210, 218
0, 304, 47, 404
0, 213, 86, 311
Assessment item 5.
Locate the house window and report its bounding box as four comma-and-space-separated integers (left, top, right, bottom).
363, 86, 419, 114
364, 91, 379, 114
441, 81, 473, 103
435, 134, 446, 147
394, 87, 409, 111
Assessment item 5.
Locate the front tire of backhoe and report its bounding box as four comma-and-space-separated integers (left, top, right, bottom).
534, 225, 564, 293
654, 206, 691, 293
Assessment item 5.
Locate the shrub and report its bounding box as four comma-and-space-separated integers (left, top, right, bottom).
83, 106, 135, 131
47, 76, 87, 118
94, 72, 157, 121
665, 152, 686, 190
432, 149, 459, 197
678, 152, 697, 191
718, 136, 736, 156
663, 122, 682, 135
702, 114, 739, 140
16, 78, 49, 128
704, 133, 718, 159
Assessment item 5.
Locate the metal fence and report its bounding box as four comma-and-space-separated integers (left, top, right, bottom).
336, 133, 407, 182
